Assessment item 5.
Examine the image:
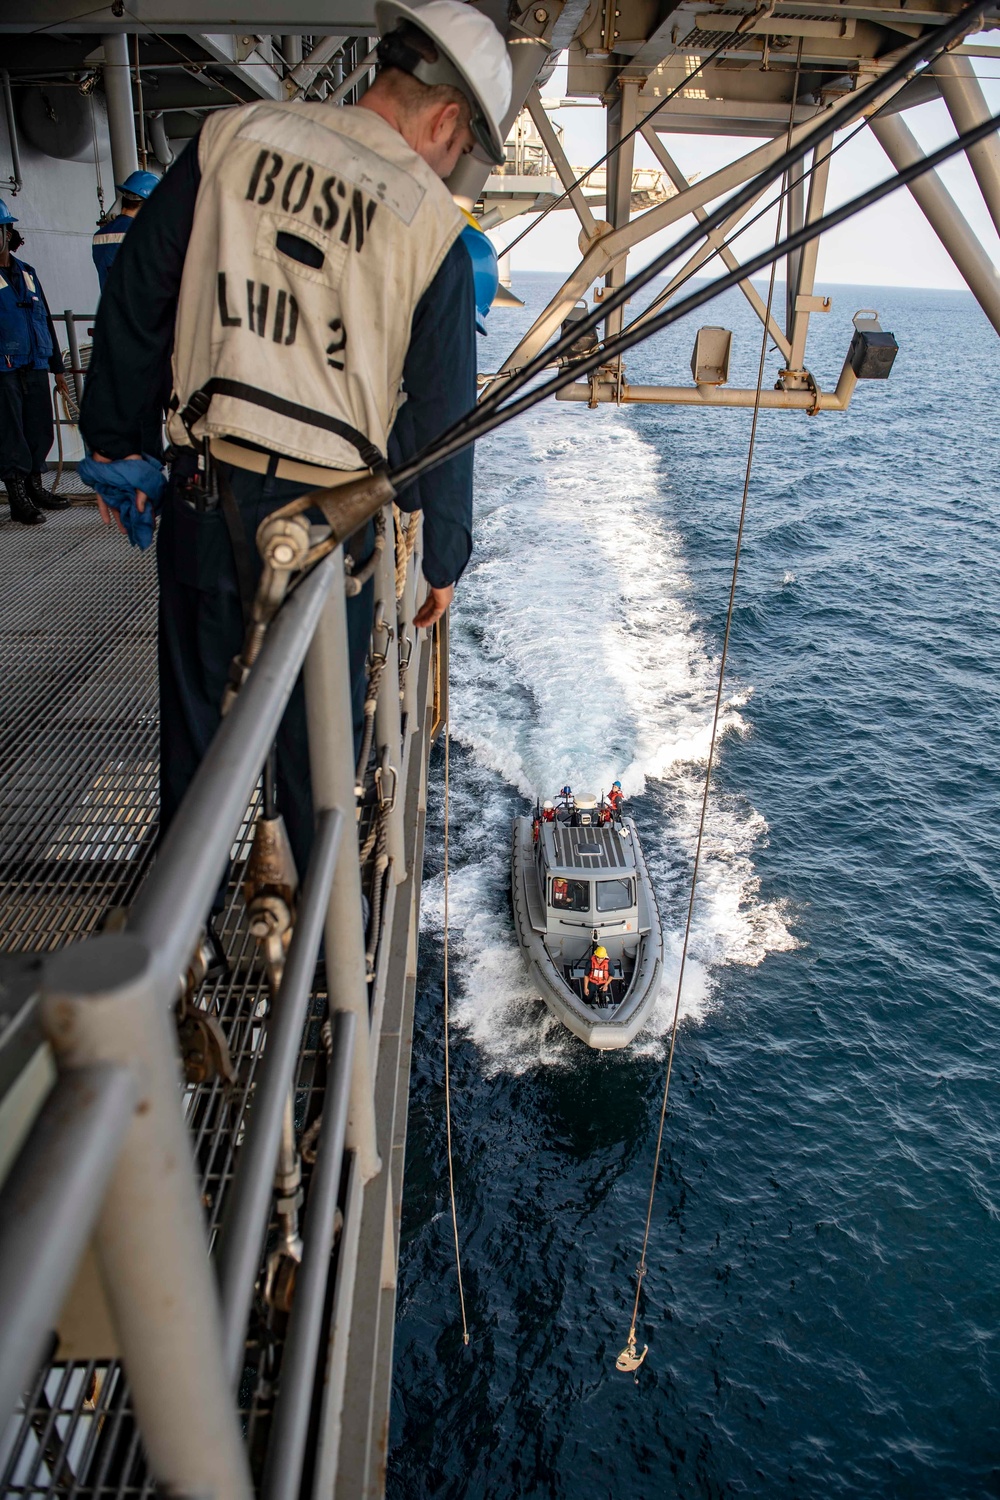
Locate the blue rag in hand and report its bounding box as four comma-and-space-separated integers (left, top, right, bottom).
79, 453, 168, 550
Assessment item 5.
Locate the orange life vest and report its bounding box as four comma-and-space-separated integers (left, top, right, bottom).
608, 788, 623, 810
588, 955, 610, 984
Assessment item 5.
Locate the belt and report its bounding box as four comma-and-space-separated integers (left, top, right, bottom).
209, 437, 367, 490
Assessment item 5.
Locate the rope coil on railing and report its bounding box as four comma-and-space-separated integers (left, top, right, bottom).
394, 505, 421, 601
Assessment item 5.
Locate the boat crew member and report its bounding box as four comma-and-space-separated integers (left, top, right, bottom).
91, 170, 160, 293
0, 198, 72, 525
541, 799, 555, 822
80, 0, 512, 879
583, 945, 611, 999
607, 780, 624, 814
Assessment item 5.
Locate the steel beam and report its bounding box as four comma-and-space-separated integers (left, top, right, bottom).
303, 552, 381, 1184
40, 935, 252, 1500
285, 34, 343, 95
373, 510, 406, 882
493, 73, 917, 380
788, 136, 833, 371
101, 33, 138, 188
785, 156, 806, 336
602, 79, 640, 355
525, 86, 599, 243
870, 109, 1000, 338
640, 127, 791, 360
195, 35, 285, 99
933, 52, 1000, 239
261, 1011, 355, 1500
496, 108, 828, 376
0, 1064, 136, 1435
556, 356, 859, 408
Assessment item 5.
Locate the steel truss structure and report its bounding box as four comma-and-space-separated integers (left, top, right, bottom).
1, 0, 999, 1495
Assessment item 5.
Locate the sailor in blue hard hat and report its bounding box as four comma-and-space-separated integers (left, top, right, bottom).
92, 169, 160, 293
458, 208, 499, 334
0, 196, 72, 524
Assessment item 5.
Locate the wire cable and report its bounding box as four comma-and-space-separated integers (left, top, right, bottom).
622, 114, 871, 339
619, 51, 799, 1372
442, 718, 470, 1346
393, 0, 991, 469
500, 7, 777, 261
389, 95, 1000, 491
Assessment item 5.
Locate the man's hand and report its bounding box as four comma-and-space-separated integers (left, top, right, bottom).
91, 450, 148, 536
54, 373, 71, 401
413, 583, 454, 630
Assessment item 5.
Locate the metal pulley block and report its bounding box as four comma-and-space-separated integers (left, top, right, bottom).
175, 925, 235, 1085
242, 813, 299, 996
177, 1007, 236, 1087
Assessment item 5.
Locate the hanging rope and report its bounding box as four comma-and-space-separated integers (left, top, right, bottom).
442, 720, 469, 1344
89, 93, 105, 222
616, 49, 801, 1376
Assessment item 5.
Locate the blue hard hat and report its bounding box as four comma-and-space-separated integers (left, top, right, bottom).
116, 170, 160, 200
0, 197, 18, 226
613, 780, 622, 789
460, 215, 499, 336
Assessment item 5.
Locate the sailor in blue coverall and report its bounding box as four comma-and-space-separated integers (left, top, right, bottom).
0, 197, 71, 525
80, 124, 483, 882
91, 170, 160, 293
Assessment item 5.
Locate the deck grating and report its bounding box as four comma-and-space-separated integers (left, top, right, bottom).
0, 507, 384, 1496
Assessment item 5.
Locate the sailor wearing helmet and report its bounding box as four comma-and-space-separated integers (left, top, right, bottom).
80, 1, 512, 881
0, 197, 71, 524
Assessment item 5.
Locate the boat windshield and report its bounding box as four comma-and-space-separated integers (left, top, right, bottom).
550, 877, 589, 912
596, 878, 634, 912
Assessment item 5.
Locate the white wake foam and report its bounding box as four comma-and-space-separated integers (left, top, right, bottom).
422, 402, 796, 1074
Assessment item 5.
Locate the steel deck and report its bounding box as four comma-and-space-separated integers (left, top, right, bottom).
0, 506, 339, 1495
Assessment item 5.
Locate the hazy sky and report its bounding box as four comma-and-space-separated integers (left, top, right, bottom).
494, 44, 1000, 289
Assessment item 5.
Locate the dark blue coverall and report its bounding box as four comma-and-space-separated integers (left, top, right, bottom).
0, 256, 65, 482
91, 213, 136, 293
80, 132, 476, 881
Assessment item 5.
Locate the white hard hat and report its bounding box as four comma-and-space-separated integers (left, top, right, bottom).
543, 799, 553, 809
374, 0, 513, 166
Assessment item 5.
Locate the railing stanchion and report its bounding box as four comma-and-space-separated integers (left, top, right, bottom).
40, 934, 253, 1500
374, 505, 406, 880
63, 310, 84, 405
304, 547, 382, 1183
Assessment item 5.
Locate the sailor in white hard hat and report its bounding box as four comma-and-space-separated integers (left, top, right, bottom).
80, 0, 512, 886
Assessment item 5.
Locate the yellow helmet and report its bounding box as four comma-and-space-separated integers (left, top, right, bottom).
594, 946, 607, 959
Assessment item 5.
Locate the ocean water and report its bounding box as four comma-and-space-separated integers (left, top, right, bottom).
387, 271, 1000, 1498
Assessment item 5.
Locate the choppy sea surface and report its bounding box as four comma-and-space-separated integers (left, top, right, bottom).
387, 272, 1000, 1498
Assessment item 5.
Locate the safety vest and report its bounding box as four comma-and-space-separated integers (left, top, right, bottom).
0, 258, 53, 371
167, 102, 463, 470
589, 955, 610, 984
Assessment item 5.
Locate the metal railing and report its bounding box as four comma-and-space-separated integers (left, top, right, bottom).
0, 504, 440, 1500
